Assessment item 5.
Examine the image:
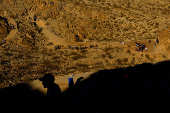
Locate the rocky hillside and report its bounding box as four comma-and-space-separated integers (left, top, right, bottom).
0, 0, 170, 89
0, 16, 10, 40
39, 0, 170, 42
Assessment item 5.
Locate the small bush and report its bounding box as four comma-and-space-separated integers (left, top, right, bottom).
9, 14, 18, 19
126, 49, 131, 54
80, 49, 87, 54
46, 22, 50, 25
75, 63, 89, 69
145, 54, 150, 60
46, 42, 54, 46
72, 54, 86, 60
101, 54, 106, 59
75, 39, 83, 42
35, 26, 42, 34
162, 54, 166, 58
131, 57, 135, 64
123, 58, 128, 63
115, 59, 122, 65
127, 45, 131, 47
107, 53, 113, 59
103, 47, 113, 52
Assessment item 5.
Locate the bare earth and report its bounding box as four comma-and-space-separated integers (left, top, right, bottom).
0, 0, 170, 89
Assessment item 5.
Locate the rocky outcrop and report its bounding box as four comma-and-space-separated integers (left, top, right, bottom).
0, 16, 10, 40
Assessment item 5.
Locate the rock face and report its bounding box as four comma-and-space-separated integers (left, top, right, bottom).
0, 16, 10, 40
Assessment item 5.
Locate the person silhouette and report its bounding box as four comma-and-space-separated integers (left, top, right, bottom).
75, 77, 84, 86
39, 73, 61, 111
68, 74, 74, 87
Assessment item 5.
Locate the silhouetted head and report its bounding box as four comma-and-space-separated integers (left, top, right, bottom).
39, 73, 55, 88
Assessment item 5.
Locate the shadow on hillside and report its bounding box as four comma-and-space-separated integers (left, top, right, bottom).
0, 16, 10, 34
62, 60, 170, 113
1, 60, 170, 112
0, 83, 46, 113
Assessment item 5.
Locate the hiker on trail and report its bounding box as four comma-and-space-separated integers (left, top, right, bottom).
75, 77, 84, 86
39, 73, 61, 110
122, 41, 125, 45
120, 41, 125, 45
135, 42, 140, 47
149, 40, 151, 43
145, 47, 147, 51
57, 46, 61, 49
55, 46, 57, 50
68, 74, 74, 87
154, 42, 156, 46
156, 38, 159, 44
135, 48, 139, 51
139, 46, 143, 52
76, 46, 79, 50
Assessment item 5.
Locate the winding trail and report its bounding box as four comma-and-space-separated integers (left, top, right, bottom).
3, 0, 166, 93
25, 0, 162, 54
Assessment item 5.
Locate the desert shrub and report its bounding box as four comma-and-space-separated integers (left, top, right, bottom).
9, 14, 18, 19
127, 45, 131, 47
35, 26, 42, 33
131, 57, 135, 64
75, 39, 83, 42
46, 42, 54, 46
123, 58, 128, 63
72, 54, 86, 60
4, 52, 13, 57
162, 54, 166, 58
115, 59, 122, 65
101, 54, 106, 59
69, 52, 77, 56
89, 37, 94, 40
80, 49, 87, 54
46, 22, 50, 25
115, 47, 123, 53
1, 59, 10, 65
107, 53, 113, 59
126, 49, 131, 55
145, 54, 150, 60
103, 46, 113, 52
75, 63, 89, 69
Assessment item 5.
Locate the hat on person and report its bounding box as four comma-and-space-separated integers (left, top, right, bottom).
69, 74, 74, 78
39, 73, 55, 82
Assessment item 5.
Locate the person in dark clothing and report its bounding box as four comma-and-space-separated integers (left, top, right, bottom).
55, 46, 57, 50
149, 40, 151, 43
135, 42, 140, 47
154, 42, 156, 46
156, 38, 159, 44
68, 74, 74, 87
39, 73, 61, 111
75, 77, 84, 86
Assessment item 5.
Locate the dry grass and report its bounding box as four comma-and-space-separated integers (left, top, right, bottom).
72, 54, 87, 60
126, 49, 131, 55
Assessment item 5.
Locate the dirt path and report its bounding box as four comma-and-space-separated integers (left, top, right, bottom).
4, 0, 166, 94
25, 0, 163, 54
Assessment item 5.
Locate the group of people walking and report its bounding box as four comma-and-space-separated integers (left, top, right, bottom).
55, 44, 98, 50
135, 38, 159, 52
68, 44, 97, 50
